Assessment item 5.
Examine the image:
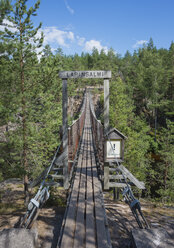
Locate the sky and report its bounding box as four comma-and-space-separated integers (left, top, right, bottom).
15, 0, 174, 56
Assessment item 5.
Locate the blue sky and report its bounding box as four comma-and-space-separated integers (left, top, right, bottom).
31, 0, 174, 56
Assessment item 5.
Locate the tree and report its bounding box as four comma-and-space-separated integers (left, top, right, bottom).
157, 120, 174, 202
2, 0, 43, 202
166, 42, 174, 118
0, 0, 11, 23
109, 76, 151, 184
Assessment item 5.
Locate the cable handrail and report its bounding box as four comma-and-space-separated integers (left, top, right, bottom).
88, 92, 102, 124
20, 140, 63, 228
106, 132, 149, 229
88, 91, 104, 176
88, 90, 149, 229
28, 141, 63, 189
69, 90, 87, 128
68, 90, 87, 163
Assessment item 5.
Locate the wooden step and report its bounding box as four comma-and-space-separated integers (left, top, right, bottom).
45, 182, 62, 187
109, 182, 127, 188
109, 174, 125, 180
52, 168, 63, 172
48, 174, 64, 179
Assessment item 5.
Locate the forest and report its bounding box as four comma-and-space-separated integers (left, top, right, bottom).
0, 0, 174, 204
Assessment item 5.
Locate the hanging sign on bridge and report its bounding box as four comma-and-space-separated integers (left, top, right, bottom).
59, 70, 111, 79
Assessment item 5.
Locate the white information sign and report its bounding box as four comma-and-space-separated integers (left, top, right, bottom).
59, 70, 111, 79
107, 140, 121, 159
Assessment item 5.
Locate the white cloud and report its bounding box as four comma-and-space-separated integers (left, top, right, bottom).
84, 39, 108, 53
77, 36, 85, 46
67, 31, 74, 40
37, 27, 109, 56
133, 40, 148, 48
64, 0, 74, 14
41, 26, 74, 47
0, 19, 18, 33
1, 18, 110, 56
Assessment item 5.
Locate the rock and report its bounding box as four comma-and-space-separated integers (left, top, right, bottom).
131, 228, 174, 248
0, 228, 38, 248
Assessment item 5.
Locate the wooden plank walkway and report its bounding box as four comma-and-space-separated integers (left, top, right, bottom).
59, 97, 111, 248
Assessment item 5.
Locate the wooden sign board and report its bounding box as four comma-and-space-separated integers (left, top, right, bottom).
59, 70, 111, 79
106, 140, 121, 159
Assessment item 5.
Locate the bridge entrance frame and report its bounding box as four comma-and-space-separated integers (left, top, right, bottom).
59, 70, 111, 189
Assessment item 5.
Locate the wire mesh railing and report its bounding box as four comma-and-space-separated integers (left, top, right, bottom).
68, 91, 87, 162
88, 92, 104, 175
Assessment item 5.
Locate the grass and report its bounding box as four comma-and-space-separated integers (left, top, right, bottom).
0, 202, 25, 215
46, 187, 66, 207
17, 184, 23, 189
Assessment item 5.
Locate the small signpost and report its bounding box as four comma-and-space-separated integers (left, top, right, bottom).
104, 128, 127, 163
59, 70, 111, 189
104, 128, 127, 190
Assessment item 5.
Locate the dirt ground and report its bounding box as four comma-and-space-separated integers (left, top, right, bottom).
104, 192, 174, 248
0, 179, 66, 248
0, 179, 174, 248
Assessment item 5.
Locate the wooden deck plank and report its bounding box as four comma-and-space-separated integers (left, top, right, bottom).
91, 149, 109, 247
73, 127, 88, 248
89, 124, 111, 248
60, 132, 85, 248
73, 170, 86, 247
85, 123, 96, 248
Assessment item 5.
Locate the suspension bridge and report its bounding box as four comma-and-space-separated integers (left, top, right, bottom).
7, 70, 171, 248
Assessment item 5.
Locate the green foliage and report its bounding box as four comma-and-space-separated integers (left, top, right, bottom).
120, 38, 174, 201
110, 76, 134, 133
95, 38, 174, 202
0, 0, 11, 23
0, 6, 173, 204
109, 76, 152, 188
46, 187, 66, 207
156, 120, 174, 202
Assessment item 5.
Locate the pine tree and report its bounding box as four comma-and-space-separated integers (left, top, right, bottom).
2, 0, 43, 202
157, 120, 174, 202
0, 0, 11, 23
